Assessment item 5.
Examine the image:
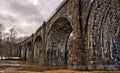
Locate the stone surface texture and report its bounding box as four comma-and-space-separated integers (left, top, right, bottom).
10, 0, 120, 70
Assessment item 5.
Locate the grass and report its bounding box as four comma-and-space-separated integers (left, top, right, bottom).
2, 70, 120, 73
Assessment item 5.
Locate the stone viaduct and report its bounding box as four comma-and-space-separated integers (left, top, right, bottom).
9, 0, 120, 70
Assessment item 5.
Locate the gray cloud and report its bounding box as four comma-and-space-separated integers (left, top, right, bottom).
0, 0, 63, 37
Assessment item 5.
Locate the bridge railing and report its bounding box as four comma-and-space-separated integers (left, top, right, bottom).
45, 0, 90, 23
45, 0, 68, 23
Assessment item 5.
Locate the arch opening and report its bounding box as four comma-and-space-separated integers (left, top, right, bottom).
34, 36, 42, 63
18, 46, 22, 57
26, 42, 33, 61
45, 17, 73, 66
21, 45, 27, 60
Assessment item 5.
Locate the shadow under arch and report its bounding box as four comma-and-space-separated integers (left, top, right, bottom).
45, 17, 73, 66
21, 44, 27, 60
34, 36, 42, 63
26, 42, 33, 62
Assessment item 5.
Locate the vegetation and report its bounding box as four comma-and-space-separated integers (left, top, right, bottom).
0, 24, 27, 57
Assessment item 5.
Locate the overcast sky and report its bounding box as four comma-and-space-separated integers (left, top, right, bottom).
0, 0, 63, 37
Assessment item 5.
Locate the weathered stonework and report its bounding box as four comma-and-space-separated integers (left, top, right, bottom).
10, 0, 120, 71
45, 18, 72, 66
26, 42, 34, 62
34, 36, 42, 63
21, 44, 27, 60
116, 30, 120, 70
87, 0, 120, 70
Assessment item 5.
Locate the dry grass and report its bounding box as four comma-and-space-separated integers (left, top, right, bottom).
1, 70, 120, 73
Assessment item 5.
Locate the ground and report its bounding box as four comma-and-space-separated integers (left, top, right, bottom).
1, 70, 120, 73
0, 60, 119, 73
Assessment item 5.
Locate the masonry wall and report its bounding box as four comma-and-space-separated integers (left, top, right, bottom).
21, 44, 27, 60
10, 0, 120, 71
87, 0, 120, 70
43, 0, 82, 67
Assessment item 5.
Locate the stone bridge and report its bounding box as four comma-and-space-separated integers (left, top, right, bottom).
9, 0, 120, 70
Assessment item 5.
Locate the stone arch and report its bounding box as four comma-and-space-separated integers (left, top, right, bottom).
26, 42, 33, 61
21, 44, 27, 60
45, 17, 73, 66
34, 36, 42, 63
18, 45, 22, 57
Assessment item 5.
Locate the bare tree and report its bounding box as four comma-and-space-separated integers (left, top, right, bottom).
9, 28, 17, 43
0, 24, 4, 41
